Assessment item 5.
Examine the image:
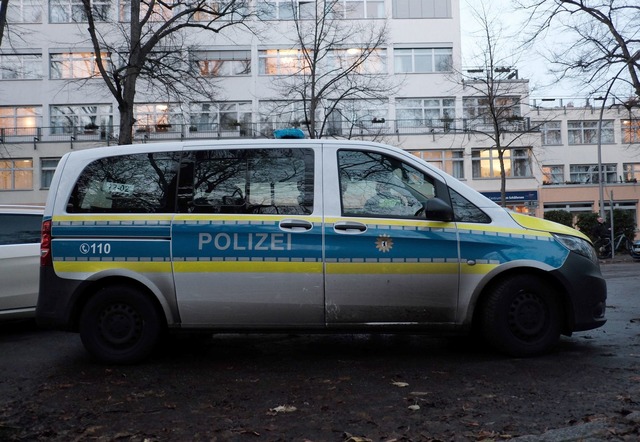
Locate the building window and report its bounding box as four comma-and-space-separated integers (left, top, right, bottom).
50, 0, 110, 23
394, 48, 452, 73
534, 120, 562, 145
0, 159, 33, 190
192, 0, 248, 21
326, 99, 388, 136
472, 148, 532, 179
569, 164, 616, 183
134, 104, 182, 133
543, 203, 593, 217
41, 158, 61, 189
329, 48, 386, 74
393, 0, 451, 18
0, 106, 41, 136
50, 104, 113, 134
119, 0, 173, 21
622, 119, 640, 143
411, 149, 464, 179
257, 0, 315, 19
259, 101, 313, 135
0, 53, 43, 80
623, 163, 640, 182
542, 165, 564, 184
50, 52, 108, 79
567, 120, 613, 145
332, 0, 385, 19
396, 98, 456, 131
259, 49, 310, 75
190, 102, 252, 134
191, 50, 251, 77
7, 0, 43, 23
463, 96, 521, 130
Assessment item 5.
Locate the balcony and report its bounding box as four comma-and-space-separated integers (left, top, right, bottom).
0, 117, 537, 145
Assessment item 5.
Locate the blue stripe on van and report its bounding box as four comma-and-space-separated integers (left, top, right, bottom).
52, 219, 172, 238
52, 239, 171, 262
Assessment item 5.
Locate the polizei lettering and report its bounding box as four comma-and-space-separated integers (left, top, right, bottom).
198, 232, 292, 251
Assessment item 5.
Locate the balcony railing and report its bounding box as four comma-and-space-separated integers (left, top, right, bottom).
0, 117, 535, 145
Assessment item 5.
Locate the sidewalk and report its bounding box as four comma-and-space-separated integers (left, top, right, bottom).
599, 253, 639, 264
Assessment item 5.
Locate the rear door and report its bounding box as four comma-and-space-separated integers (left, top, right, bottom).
172, 145, 325, 327
0, 212, 41, 314
323, 145, 460, 326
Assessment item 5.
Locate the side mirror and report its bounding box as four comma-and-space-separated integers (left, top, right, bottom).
424, 197, 454, 222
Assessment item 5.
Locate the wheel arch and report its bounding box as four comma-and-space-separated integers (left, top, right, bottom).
469, 265, 574, 336
68, 275, 173, 332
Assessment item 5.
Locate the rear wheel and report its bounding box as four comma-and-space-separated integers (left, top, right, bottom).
481, 275, 562, 357
79, 285, 163, 364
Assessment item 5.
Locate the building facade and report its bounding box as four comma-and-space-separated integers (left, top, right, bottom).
1, 0, 638, 233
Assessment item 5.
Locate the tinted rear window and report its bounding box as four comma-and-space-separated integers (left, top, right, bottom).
67, 152, 182, 213
0, 214, 42, 245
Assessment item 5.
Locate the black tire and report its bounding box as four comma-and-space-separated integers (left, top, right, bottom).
79, 285, 163, 364
480, 275, 562, 357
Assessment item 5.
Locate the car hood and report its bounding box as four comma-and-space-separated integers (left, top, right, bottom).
509, 212, 591, 242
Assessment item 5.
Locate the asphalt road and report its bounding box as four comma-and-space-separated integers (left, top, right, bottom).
1, 262, 639, 441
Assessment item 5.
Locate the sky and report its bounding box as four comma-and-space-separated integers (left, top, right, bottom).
458, 0, 584, 101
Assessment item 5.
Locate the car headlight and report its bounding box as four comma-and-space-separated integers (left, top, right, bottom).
553, 233, 599, 264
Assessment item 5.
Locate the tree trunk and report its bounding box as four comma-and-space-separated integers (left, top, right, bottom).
499, 151, 507, 207
0, 0, 8, 47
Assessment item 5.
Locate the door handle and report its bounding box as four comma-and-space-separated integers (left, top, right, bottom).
333, 221, 368, 234
279, 219, 313, 231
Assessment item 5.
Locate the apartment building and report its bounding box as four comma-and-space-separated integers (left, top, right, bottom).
532, 99, 640, 222
1, 0, 638, 229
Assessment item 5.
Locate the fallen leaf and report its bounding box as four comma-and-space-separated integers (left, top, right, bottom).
343, 434, 373, 442
268, 405, 297, 414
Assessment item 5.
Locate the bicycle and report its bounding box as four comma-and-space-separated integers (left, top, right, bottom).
593, 233, 633, 259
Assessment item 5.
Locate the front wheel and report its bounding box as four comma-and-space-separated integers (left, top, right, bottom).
79, 285, 163, 364
480, 275, 562, 357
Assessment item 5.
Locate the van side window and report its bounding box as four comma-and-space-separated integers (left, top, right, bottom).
190, 148, 314, 215
449, 188, 491, 223
67, 153, 181, 213
338, 150, 435, 218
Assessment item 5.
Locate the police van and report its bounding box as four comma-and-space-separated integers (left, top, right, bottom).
36, 139, 606, 363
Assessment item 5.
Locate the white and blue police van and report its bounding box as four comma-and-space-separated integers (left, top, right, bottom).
36, 139, 606, 363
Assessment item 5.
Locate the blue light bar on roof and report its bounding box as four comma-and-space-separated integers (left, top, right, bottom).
273, 128, 305, 139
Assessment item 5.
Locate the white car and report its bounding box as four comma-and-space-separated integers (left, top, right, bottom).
0, 205, 43, 321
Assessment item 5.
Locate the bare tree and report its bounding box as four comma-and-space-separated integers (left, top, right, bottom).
458, 3, 540, 207
0, 0, 7, 47
263, 0, 395, 139
80, 0, 250, 145
517, 0, 640, 98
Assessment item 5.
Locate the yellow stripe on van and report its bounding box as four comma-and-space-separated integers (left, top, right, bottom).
456, 222, 553, 238
324, 216, 451, 229
326, 262, 460, 275
54, 261, 172, 273
460, 263, 500, 275
326, 262, 499, 275
173, 261, 322, 273
53, 214, 174, 222
173, 214, 323, 223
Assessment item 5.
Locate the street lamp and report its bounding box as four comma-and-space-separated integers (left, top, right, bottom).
596, 51, 640, 219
